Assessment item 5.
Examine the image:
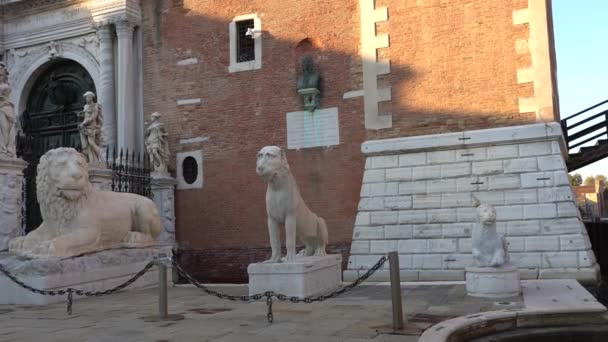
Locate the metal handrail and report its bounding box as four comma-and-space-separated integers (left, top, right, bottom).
561, 99, 608, 150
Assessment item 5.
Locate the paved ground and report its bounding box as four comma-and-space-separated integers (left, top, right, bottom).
0, 282, 525, 342
1, 279, 605, 342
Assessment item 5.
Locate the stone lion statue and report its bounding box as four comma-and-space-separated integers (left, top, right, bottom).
471, 199, 509, 267
256, 145, 328, 263
9, 148, 161, 258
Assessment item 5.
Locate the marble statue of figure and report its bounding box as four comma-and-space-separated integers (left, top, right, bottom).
8, 148, 161, 258
145, 112, 170, 176
256, 145, 329, 263
296, 56, 321, 111
0, 82, 17, 158
78, 91, 103, 163
471, 200, 509, 267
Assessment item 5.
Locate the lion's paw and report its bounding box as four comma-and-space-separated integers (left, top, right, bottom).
30, 240, 55, 257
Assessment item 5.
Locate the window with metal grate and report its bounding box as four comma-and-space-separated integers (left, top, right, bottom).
236, 19, 255, 62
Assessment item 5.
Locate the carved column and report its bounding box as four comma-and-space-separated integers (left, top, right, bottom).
96, 24, 117, 150
151, 175, 177, 247
115, 20, 135, 152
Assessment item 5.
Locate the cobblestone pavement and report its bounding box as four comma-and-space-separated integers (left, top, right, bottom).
0, 283, 523, 342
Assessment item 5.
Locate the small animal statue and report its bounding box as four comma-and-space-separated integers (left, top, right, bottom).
471, 199, 509, 267
256, 145, 328, 263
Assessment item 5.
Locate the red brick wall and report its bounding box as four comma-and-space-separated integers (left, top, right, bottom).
141, 0, 539, 282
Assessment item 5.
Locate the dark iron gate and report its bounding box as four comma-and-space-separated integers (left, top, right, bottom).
17, 60, 96, 232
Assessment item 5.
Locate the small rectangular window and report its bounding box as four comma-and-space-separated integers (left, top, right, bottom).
236, 19, 255, 62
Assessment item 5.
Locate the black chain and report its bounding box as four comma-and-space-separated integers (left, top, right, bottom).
172, 255, 387, 323
0, 254, 387, 323
0, 260, 156, 314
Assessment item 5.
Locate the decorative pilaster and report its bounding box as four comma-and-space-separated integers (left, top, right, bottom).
96, 24, 117, 149
151, 176, 177, 248
115, 20, 135, 152
0, 158, 27, 250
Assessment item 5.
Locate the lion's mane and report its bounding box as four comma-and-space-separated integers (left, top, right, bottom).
36, 148, 91, 226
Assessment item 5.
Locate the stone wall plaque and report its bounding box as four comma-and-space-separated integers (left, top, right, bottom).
286, 107, 339, 149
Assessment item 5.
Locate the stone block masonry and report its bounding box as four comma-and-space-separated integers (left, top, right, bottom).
346, 123, 599, 283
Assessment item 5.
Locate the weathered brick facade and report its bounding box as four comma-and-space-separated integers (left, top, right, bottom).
140, 0, 558, 282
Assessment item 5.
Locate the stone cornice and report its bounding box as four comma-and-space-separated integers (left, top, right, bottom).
361, 122, 566, 156
1, 0, 86, 17
2, 0, 141, 50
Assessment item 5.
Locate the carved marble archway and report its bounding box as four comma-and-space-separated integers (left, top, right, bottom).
10, 42, 100, 118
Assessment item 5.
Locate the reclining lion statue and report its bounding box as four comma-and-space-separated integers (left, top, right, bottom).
9, 148, 161, 258
256, 145, 328, 263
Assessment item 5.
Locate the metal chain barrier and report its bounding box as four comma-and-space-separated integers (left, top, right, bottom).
172, 255, 387, 323
0, 254, 388, 323
0, 260, 156, 314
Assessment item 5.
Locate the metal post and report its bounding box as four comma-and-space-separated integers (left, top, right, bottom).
142, 253, 184, 322
158, 253, 168, 319
388, 251, 404, 330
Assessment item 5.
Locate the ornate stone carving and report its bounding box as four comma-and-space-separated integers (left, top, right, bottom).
9, 40, 101, 116
0, 173, 22, 250
0, 63, 8, 84
471, 199, 509, 267
151, 176, 177, 247
145, 112, 170, 177
8, 148, 162, 259
256, 145, 329, 262
0, 65, 17, 158
77, 33, 101, 57
296, 56, 321, 111
78, 91, 104, 163
47, 41, 61, 59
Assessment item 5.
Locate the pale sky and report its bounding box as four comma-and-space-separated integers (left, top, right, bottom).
552, 0, 608, 178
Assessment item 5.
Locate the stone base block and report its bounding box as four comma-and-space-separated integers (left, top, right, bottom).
0, 247, 170, 305
466, 263, 521, 298
0, 157, 27, 251
248, 255, 342, 298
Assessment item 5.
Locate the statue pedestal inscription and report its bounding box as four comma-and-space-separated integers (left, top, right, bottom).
0, 157, 27, 251
465, 263, 521, 298
0, 247, 171, 305
248, 255, 342, 298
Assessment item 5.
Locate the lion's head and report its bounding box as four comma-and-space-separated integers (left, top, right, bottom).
256, 145, 289, 182
37, 148, 92, 224
477, 204, 497, 224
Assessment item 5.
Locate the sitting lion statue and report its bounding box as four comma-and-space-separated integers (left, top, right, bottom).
471, 199, 509, 267
9, 148, 161, 258
256, 145, 328, 263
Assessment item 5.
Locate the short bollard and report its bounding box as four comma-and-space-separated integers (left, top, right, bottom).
388, 251, 404, 330
142, 253, 184, 322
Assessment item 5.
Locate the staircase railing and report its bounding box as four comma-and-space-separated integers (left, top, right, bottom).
561, 99, 608, 151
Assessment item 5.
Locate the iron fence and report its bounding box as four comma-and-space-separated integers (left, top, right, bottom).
106, 146, 152, 198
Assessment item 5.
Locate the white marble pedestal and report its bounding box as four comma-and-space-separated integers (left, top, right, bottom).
151, 175, 177, 247
465, 263, 521, 298
0, 247, 171, 305
248, 255, 342, 298
0, 157, 27, 251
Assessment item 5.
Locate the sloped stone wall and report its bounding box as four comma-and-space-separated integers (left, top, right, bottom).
345, 123, 599, 283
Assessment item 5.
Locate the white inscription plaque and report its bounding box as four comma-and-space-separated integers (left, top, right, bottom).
286, 108, 339, 149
